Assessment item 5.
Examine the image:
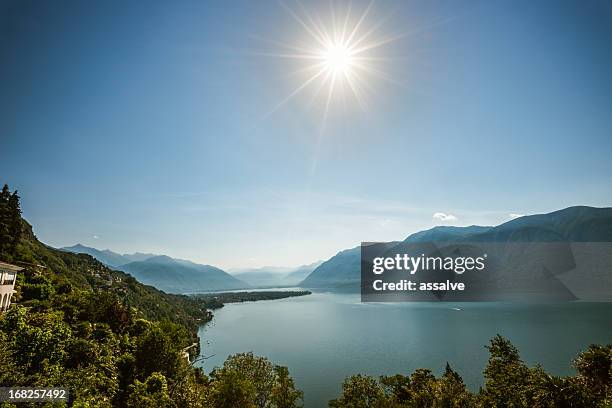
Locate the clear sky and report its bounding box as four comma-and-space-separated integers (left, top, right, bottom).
1, 0, 611, 269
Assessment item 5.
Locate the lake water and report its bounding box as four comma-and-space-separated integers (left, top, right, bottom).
197, 292, 612, 408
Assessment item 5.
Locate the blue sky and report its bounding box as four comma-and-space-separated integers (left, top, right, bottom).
1, 0, 611, 269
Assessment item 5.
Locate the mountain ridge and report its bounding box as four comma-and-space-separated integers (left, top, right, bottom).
299, 206, 612, 289
118, 257, 247, 294
62, 244, 247, 293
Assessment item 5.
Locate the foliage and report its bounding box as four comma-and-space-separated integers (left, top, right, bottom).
0, 184, 22, 259
329, 374, 386, 408
329, 336, 612, 408
127, 372, 175, 408
209, 353, 303, 408
271, 366, 304, 408
481, 334, 533, 407
574, 344, 612, 401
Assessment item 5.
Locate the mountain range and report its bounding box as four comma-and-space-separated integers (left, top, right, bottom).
300, 206, 612, 289
61, 245, 246, 293
63, 206, 612, 295
61, 244, 158, 268
118, 255, 246, 293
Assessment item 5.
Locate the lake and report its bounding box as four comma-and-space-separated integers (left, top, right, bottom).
197, 291, 612, 407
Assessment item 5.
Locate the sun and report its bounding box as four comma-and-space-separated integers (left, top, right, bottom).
258, 1, 402, 119
321, 42, 353, 75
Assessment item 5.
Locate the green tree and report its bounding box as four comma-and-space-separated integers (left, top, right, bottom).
0, 183, 12, 256
210, 353, 302, 408
127, 372, 175, 408
380, 374, 411, 404
21, 274, 55, 301
0, 330, 24, 385
406, 368, 437, 407
481, 334, 532, 407
271, 365, 303, 408
7, 190, 21, 254
80, 291, 133, 333
216, 352, 277, 408
0, 184, 9, 201
329, 374, 386, 408
574, 344, 612, 402
134, 323, 182, 380
167, 366, 211, 408
435, 363, 474, 408
0, 306, 71, 378
529, 366, 595, 408
210, 369, 257, 408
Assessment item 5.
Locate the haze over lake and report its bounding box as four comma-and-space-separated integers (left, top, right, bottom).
198, 292, 612, 408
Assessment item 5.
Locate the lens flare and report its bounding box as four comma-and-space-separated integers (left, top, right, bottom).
258, 0, 404, 120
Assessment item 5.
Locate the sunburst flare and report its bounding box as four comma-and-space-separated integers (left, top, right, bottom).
260, 0, 401, 120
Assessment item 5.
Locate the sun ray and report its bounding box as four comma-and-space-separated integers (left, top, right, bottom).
344, 0, 375, 46
249, 36, 322, 56
306, 69, 334, 110
246, 51, 322, 60
340, 1, 352, 43
296, 0, 336, 49
344, 70, 368, 111
279, 1, 329, 48
351, 61, 399, 85
263, 65, 329, 119
345, 14, 388, 52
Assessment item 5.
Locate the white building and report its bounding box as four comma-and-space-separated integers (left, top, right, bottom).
0, 261, 22, 311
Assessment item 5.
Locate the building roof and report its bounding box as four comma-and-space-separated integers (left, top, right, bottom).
0, 261, 24, 272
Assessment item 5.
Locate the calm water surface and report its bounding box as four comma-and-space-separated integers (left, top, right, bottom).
197, 292, 612, 408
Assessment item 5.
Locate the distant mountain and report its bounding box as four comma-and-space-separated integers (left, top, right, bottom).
62, 245, 246, 293
61, 244, 130, 267
61, 244, 160, 267
299, 247, 362, 289
122, 252, 159, 263
233, 261, 322, 288
405, 225, 492, 243
285, 262, 322, 283
466, 206, 612, 242
119, 255, 247, 294
299, 206, 612, 289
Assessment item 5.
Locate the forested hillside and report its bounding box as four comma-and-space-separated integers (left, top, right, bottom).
0, 184, 303, 407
